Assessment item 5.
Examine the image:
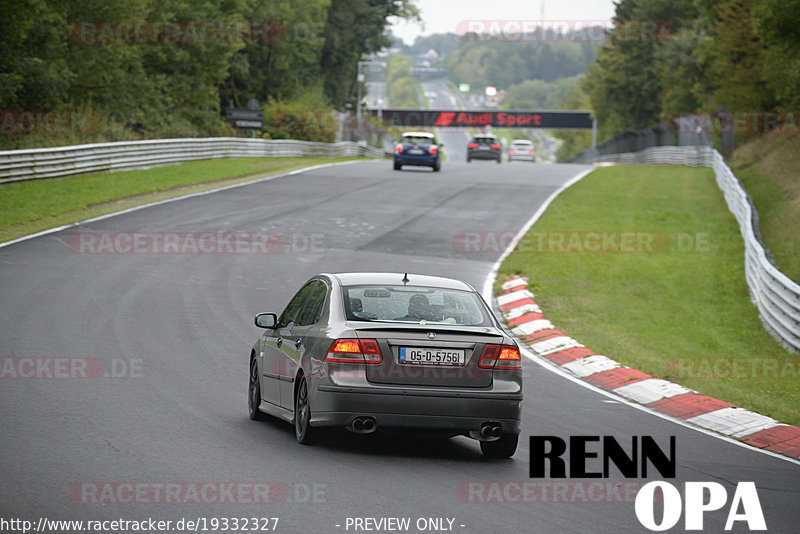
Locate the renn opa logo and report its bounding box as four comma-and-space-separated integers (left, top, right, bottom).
530, 436, 766, 531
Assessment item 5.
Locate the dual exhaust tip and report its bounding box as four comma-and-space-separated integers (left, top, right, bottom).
348, 418, 502, 439
349, 416, 377, 434
478, 422, 503, 441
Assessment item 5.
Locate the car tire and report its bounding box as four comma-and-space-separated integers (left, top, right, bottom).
394, 162, 401, 171
295, 375, 316, 444
467, 157, 471, 162
433, 161, 441, 172
496, 156, 502, 164
248, 356, 268, 421
480, 433, 518, 458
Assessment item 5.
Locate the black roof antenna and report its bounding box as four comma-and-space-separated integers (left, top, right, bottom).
401, 272, 410, 285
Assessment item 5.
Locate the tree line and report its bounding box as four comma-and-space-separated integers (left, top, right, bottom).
583, 0, 800, 149
443, 39, 598, 91
0, 0, 419, 148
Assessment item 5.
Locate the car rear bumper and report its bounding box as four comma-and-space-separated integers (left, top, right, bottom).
509, 154, 535, 161
395, 154, 438, 166
468, 150, 501, 160
310, 384, 522, 433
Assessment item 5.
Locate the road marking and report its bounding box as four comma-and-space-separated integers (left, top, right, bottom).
503, 303, 541, 319
562, 355, 619, 377
496, 289, 534, 307
613, 379, 692, 404
510, 319, 554, 336
531, 335, 582, 356
687, 407, 780, 439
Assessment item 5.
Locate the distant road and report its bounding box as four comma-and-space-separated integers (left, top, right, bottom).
422, 79, 471, 162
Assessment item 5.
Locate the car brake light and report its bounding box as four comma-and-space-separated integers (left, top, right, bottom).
395, 144, 403, 153
325, 338, 382, 364
509, 148, 516, 153
529, 149, 535, 154
428, 145, 437, 155
478, 344, 521, 370
478, 344, 500, 368
496, 346, 522, 369
490, 144, 501, 150
468, 143, 478, 149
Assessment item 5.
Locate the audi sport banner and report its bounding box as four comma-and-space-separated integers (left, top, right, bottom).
371, 109, 593, 129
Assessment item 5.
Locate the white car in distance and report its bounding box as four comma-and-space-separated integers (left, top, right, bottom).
508, 139, 536, 162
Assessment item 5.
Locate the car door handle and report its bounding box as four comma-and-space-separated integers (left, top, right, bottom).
276, 337, 282, 348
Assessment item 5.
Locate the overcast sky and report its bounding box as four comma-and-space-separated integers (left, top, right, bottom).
390, 0, 619, 44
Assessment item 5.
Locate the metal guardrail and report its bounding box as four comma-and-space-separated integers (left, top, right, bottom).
579, 145, 800, 353
0, 138, 387, 183
569, 114, 715, 163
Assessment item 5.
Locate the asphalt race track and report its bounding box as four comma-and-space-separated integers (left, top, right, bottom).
1, 156, 799, 534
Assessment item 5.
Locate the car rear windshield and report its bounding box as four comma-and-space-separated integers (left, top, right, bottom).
402, 135, 434, 145
472, 137, 497, 144
343, 285, 492, 326
511, 140, 533, 146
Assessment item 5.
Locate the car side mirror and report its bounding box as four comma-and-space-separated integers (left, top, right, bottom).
439, 143, 445, 148
254, 312, 277, 329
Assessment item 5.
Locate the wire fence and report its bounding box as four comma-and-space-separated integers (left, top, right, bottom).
0, 138, 388, 183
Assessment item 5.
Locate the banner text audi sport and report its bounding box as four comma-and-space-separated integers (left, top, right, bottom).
372, 109, 594, 129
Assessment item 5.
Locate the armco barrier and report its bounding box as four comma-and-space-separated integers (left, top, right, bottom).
0, 138, 387, 183
579, 145, 800, 353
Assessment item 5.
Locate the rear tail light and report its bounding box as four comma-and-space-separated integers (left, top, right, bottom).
429, 145, 437, 155
468, 143, 478, 149
395, 144, 403, 153
529, 149, 535, 154
325, 338, 382, 364
490, 144, 501, 150
497, 346, 522, 369
478, 344, 500, 368
478, 344, 522, 370
509, 148, 516, 154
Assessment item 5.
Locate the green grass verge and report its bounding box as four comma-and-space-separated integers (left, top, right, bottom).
496, 165, 800, 426
0, 157, 361, 243
730, 131, 800, 282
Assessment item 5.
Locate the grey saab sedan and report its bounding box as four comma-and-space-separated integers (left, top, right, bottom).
248, 272, 522, 458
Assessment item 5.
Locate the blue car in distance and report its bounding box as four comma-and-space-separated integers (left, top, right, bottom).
394, 132, 442, 172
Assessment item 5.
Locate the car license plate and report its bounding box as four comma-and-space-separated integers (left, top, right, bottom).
399, 347, 466, 366
409, 148, 424, 154
480, 144, 489, 149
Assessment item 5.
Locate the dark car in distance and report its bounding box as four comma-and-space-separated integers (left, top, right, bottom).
394, 132, 442, 171
248, 272, 522, 457
467, 134, 502, 163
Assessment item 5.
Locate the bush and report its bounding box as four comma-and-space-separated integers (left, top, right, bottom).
261, 88, 337, 143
